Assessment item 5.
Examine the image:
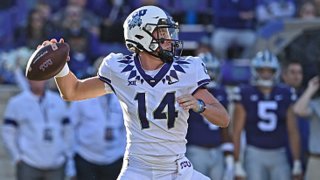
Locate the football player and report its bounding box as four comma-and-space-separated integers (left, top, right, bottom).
232, 50, 302, 180
186, 52, 234, 180
41, 6, 229, 180
293, 75, 320, 180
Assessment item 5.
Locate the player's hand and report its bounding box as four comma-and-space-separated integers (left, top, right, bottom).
37, 38, 70, 62
292, 160, 303, 180
223, 155, 234, 180
177, 94, 198, 111
307, 76, 320, 95
234, 161, 246, 180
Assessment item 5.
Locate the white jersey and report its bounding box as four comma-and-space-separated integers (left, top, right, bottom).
98, 53, 210, 156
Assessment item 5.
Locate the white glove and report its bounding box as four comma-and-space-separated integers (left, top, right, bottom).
223, 155, 234, 180
234, 161, 246, 178
292, 160, 302, 176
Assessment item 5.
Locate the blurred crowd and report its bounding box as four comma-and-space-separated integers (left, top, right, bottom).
0, 0, 320, 85
1, 0, 320, 180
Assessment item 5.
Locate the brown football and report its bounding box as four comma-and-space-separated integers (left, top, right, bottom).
25, 43, 70, 81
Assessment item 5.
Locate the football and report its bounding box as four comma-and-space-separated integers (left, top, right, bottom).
25, 43, 70, 81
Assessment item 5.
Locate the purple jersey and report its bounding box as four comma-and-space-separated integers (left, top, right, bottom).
234, 84, 296, 149
186, 84, 229, 147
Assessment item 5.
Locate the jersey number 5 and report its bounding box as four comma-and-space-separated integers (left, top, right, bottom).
257, 101, 278, 132
135, 92, 178, 129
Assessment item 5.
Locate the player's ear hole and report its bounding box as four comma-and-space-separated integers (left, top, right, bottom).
135, 35, 143, 39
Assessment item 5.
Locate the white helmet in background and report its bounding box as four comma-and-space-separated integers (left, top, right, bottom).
198, 52, 220, 81
251, 50, 280, 87
123, 6, 183, 62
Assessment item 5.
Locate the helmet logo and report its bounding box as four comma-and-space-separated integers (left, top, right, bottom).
128, 9, 147, 30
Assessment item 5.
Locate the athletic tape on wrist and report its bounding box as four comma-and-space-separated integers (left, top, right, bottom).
55, 63, 70, 77
221, 142, 234, 152
292, 160, 302, 175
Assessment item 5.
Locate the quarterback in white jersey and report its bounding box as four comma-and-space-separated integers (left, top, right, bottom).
42, 5, 229, 180
98, 53, 210, 156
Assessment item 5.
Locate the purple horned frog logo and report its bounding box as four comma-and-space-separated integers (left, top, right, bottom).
128, 9, 147, 30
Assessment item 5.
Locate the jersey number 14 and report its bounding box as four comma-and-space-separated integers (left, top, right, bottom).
135, 92, 178, 129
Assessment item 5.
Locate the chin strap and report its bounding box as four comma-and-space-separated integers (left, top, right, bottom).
158, 40, 183, 63
158, 49, 174, 62
126, 39, 177, 63
143, 50, 172, 63
143, 47, 174, 63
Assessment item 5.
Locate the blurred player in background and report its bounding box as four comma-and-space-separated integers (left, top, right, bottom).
40, 5, 229, 180
2, 79, 72, 180
232, 50, 302, 180
186, 42, 233, 180
294, 75, 320, 180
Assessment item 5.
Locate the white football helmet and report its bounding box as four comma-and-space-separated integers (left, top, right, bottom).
123, 6, 183, 62
251, 50, 280, 87
198, 52, 220, 81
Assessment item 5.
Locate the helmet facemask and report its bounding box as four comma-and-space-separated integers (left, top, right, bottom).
251, 50, 280, 87
144, 18, 183, 62
252, 68, 278, 87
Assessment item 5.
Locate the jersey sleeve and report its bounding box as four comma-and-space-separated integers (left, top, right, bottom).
2, 98, 21, 163
97, 53, 123, 92
281, 85, 297, 106
289, 87, 297, 104
231, 86, 243, 103
3, 98, 20, 126
219, 88, 229, 109
190, 57, 211, 93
